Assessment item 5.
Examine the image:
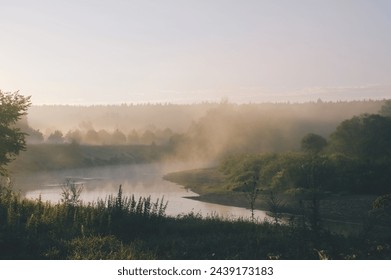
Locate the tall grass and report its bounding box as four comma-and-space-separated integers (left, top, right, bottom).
99, 185, 168, 218
0, 181, 390, 259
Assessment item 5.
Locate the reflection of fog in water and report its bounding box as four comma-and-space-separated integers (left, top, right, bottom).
13, 163, 269, 220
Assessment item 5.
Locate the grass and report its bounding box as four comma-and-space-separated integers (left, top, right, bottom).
1, 180, 390, 260
163, 168, 227, 195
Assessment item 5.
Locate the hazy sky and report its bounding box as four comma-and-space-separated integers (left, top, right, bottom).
1, 0, 391, 104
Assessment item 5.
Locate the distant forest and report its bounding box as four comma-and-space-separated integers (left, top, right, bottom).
19, 100, 385, 160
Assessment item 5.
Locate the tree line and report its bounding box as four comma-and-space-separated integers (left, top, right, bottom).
220, 101, 391, 196
20, 126, 178, 146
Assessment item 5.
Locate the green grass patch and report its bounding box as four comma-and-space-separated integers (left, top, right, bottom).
163, 168, 227, 195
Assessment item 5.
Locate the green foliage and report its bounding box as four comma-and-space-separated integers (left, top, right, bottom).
329, 114, 391, 162
221, 112, 391, 195
221, 151, 391, 195
301, 133, 327, 154
0, 90, 31, 175
0, 182, 168, 259
100, 185, 168, 218
220, 155, 265, 221
222, 153, 305, 192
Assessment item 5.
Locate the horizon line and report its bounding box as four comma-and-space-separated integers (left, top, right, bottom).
30, 97, 389, 107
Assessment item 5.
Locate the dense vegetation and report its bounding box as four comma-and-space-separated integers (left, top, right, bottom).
221, 112, 391, 196
1, 183, 390, 260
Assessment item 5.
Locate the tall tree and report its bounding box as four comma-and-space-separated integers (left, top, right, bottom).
0, 90, 31, 175
47, 130, 65, 144
301, 133, 327, 154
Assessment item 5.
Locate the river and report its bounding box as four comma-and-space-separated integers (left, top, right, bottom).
11, 163, 269, 220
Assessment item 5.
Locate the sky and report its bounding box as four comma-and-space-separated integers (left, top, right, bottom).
1, 0, 391, 105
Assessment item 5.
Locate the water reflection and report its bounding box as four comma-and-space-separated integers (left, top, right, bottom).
13, 163, 269, 220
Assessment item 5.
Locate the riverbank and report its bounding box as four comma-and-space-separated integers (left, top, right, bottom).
163, 167, 378, 227
163, 168, 270, 212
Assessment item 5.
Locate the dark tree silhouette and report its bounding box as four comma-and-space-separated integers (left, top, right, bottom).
47, 130, 64, 144
0, 90, 31, 175
301, 133, 327, 154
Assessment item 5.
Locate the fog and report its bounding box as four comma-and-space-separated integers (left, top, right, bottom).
19, 100, 385, 162
27, 103, 217, 134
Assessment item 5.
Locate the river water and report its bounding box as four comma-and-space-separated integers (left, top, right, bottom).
11, 163, 269, 220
